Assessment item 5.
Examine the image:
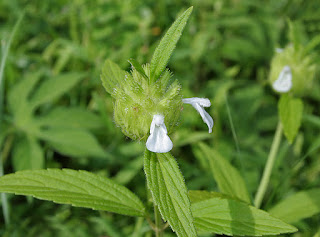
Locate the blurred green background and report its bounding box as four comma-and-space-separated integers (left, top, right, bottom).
0, 0, 320, 236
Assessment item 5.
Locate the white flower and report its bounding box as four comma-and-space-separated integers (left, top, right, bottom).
182, 97, 214, 133
146, 114, 173, 153
272, 65, 292, 93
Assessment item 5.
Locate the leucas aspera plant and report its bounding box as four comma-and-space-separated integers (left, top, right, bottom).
0, 7, 301, 236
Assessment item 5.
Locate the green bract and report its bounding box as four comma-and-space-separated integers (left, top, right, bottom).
101, 60, 182, 140
269, 44, 317, 96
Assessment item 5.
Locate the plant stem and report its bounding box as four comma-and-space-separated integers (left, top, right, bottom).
154, 204, 164, 237
254, 121, 283, 208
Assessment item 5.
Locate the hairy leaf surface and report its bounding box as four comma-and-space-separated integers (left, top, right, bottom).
191, 193, 297, 236
0, 169, 145, 216
144, 150, 197, 237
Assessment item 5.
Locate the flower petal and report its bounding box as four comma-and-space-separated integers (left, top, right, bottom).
146, 115, 173, 153
183, 97, 214, 133
272, 66, 292, 93
182, 97, 211, 107
192, 103, 214, 133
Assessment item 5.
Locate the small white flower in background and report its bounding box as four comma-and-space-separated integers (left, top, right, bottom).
146, 114, 173, 153
275, 48, 284, 53
272, 65, 292, 93
182, 97, 214, 133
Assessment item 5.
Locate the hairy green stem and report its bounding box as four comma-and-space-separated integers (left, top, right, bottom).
154, 204, 164, 237
254, 121, 283, 208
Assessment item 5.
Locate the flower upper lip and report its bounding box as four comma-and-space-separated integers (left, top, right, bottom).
182, 97, 214, 133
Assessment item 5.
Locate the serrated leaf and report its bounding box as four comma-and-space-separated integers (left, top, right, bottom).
144, 150, 197, 237
278, 94, 303, 144
29, 72, 87, 108
268, 189, 320, 224
38, 128, 106, 158
0, 169, 145, 216
150, 7, 193, 82
36, 107, 104, 130
191, 195, 297, 236
12, 136, 44, 171
194, 143, 251, 203
128, 58, 148, 79
100, 59, 127, 95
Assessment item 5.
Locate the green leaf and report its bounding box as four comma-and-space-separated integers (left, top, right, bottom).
194, 143, 251, 203
278, 94, 303, 144
12, 136, 44, 171
36, 107, 104, 130
0, 169, 145, 217
268, 189, 320, 224
29, 72, 87, 108
189, 190, 234, 203
100, 59, 127, 95
191, 195, 297, 236
144, 150, 197, 237
150, 7, 193, 82
8, 70, 44, 116
128, 58, 148, 79
38, 128, 106, 158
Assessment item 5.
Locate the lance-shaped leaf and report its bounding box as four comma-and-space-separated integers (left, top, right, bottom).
150, 7, 193, 82
38, 128, 107, 158
190, 191, 297, 236
278, 94, 303, 144
29, 72, 87, 109
0, 169, 145, 217
268, 189, 320, 224
101, 59, 127, 95
144, 150, 197, 237
193, 143, 251, 203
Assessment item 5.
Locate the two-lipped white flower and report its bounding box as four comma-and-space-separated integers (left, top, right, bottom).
146, 97, 213, 153
272, 65, 292, 93
146, 114, 173, 153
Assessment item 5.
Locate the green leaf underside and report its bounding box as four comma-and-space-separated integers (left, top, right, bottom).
269, 189, 320, 224
150, 7, 193, 82
191, 195, 297, 236
278, 94, 303, 144
196, 143, 251, 203
144, 150, 197, 237
0, 169, 145, 217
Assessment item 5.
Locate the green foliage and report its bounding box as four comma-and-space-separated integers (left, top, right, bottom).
1, 0, 320, 236
150, 7, 193, 82
144, 150, 197, 237
278, 94, 303, 143
0, 169, 145, 216
191, 191, 297, 236
193, 143, 251, 203
269, 189, 320, 224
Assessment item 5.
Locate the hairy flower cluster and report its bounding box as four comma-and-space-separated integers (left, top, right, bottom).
101, 60, 213, 153
269, 45, 317, 96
